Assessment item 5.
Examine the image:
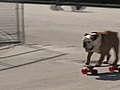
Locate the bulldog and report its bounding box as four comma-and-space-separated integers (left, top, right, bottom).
82, 31, 119, 66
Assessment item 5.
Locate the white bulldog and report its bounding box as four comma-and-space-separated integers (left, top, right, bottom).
82, 31, 119, 66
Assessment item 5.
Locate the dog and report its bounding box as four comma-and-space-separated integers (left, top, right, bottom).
82, 31, 119, 66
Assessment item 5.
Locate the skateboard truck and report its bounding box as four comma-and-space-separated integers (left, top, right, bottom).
81, 66, 98, 75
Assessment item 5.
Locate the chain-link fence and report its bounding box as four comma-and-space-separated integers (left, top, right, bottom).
0, 2, 25, 45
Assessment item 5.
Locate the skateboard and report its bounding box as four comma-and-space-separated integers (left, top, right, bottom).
50, 5, 86, 11
81, 64, 120, 75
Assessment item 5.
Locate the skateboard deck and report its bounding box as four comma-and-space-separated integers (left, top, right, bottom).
83, 64, 110, 68
81, 64, 120, 75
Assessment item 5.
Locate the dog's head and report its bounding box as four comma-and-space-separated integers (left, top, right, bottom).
82, 32, 102, 52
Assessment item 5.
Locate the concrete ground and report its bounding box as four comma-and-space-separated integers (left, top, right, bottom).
0, 4, 120, 90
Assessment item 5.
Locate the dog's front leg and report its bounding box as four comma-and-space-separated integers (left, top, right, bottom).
103, 53, 111, 64
112, 44, 119, 65
85, 52, 93, 65
96, 54, 105, 66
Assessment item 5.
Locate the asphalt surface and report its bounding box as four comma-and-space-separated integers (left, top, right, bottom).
0, 4, 120, 90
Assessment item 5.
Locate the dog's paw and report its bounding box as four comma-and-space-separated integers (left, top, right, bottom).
103, 60, 108, 64
85, 62, 90, 65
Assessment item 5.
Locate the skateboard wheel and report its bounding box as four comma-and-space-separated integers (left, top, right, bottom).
91, 70, 98, 75
81, 68, 88, 74
109, 66, 115, 72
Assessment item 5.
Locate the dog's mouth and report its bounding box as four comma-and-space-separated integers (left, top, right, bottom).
85, 46, 94, 52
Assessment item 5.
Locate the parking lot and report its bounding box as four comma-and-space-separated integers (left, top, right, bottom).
0, 4, 120, 90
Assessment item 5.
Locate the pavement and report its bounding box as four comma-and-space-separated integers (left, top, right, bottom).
0, 44, 83, 90
0, 4, 120, 90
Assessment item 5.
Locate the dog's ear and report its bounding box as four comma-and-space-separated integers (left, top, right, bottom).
84, 33, 89, 36
91, 34, 99, 41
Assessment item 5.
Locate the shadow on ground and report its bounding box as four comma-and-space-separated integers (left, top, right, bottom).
88, 72, 120, 81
